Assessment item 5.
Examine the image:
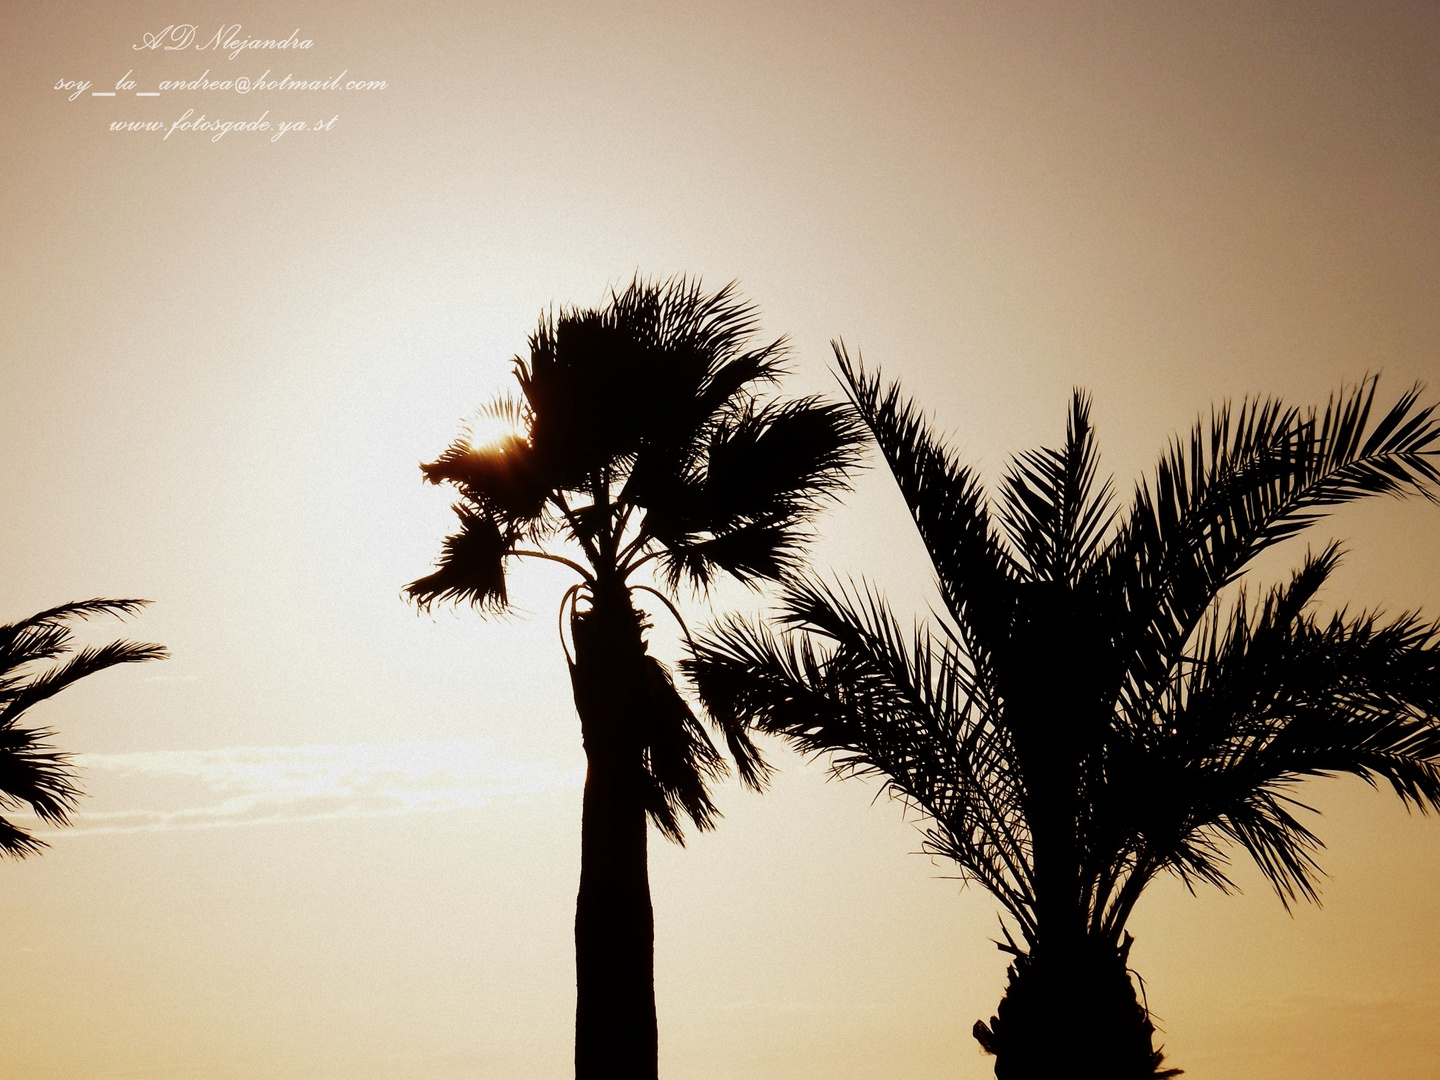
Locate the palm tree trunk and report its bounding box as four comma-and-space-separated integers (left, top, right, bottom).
974, 933, 1179, 1079
989, 656, 1176, 1076
569, 583, 659, 1080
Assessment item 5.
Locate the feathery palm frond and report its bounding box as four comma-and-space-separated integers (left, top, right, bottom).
998, 392, 1117, 586
687, 577, 1037, 933
1119, 569, 1440, 913
1105, 377, 1440, 733
834, 345, 1016, 679
0, 600, 165, 856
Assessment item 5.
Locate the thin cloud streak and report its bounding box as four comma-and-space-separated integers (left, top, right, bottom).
34, 742, 583, 836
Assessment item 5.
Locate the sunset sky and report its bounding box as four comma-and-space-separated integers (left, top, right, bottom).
3, 2, 1439, 1077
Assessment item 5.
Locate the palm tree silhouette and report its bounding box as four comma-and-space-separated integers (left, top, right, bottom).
0, 599, 166, 853
406, 278, 863, 1079
686, 351, 1440, 1079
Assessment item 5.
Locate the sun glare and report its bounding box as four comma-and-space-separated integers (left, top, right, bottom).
466, 413, 525, 452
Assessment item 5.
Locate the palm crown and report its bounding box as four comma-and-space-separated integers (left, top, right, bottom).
0, 599, 166, 855
686, 350, 1440, 1076
408, 278, 862, 839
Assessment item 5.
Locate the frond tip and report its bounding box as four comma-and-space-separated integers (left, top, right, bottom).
405, 507, 510, 613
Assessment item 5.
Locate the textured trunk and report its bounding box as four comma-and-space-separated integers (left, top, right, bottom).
570, 583, 659, 1080
974, 934, 1180, 1079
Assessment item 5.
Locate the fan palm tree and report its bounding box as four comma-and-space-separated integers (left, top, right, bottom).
0, 599, 166, 853
686, 350, 1440, 1079
406, 278, 863, 1079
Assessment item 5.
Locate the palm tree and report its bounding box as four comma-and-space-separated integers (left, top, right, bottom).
685, 351, 1440, 1079
0, 599, 166, 853
406, 278, 863, 1079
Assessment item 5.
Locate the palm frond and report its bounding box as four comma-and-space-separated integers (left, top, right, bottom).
646, 397, 866, 590
687, 580, 1036, 932
405, 506, 510, 612
5, 598, 150, 627
656, 520, 797, 592
1107, 377, 1440, 729
0, 599, 165, 855
635, 653, 727, 844
998, 391, 1117, 585
834, 345, 1018, 672
0, 599, 150, 681
701, 398, 865, 521
1120, 554, 1440, 909
0, 726, 80, 823
0, 815, 50, 858
1, 640, 168, 725
692, 345, 788, 425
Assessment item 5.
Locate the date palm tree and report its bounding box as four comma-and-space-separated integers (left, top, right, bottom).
406, 278, 863, 1080
686, 351, 1440, 1079
0, 599, 166, 853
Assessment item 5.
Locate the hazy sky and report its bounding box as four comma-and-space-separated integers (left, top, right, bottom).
3, 2, 1439, 1078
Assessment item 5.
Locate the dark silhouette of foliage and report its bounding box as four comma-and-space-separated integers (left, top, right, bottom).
408, 277, 864, 1079
686, 351, 1440, 1079
0, 599, 166, 854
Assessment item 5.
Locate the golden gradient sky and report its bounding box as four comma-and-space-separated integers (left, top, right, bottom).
3, 2, 1439, 1077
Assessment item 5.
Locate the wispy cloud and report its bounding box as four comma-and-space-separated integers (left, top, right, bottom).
32, 742, 583, 836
